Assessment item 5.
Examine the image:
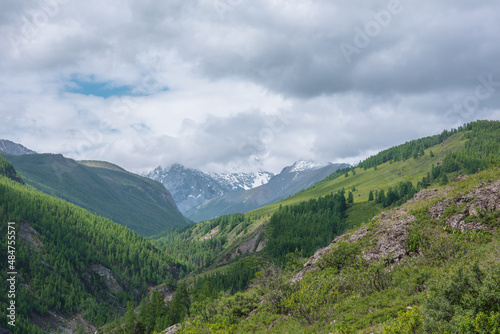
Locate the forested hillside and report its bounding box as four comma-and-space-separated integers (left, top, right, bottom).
0, 153, 190, 236
129, 120, 500, 334
0, 159, 186, 333
173, 166, 500, 333
0, 155, 24, 184
152, 121, 500, 276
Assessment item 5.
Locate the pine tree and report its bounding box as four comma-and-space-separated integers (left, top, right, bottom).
368, 190, 374, 201
124, 301, 136, 334
377, 189, 386, 204
347, 191, 354, 204
440, 174, 449, 186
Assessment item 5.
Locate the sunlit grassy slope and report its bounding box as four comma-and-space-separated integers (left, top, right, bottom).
248, 132, 465, 218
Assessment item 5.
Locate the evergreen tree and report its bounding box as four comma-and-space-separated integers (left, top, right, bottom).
168, 285, 190, 325
377, 189, 386, 204
347, 191, 354, 204
124, 301, 136, 334
440, 174, 449, 185
368, 190, 374, 201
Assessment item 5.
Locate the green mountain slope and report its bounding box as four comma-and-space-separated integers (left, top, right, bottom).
147, 120, 498, 295
0, 160, 187, 333
152, 122, 495, 273
0, 155, 24, 184
105, 120, 500, 333
0, 153, 190, 236
249, 120, 498, 218
176, 166, 500, 333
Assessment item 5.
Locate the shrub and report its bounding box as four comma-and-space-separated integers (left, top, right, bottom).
317, 241, 361, 272
383, 307, 423, 334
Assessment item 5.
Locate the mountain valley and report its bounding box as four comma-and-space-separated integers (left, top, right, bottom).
1, 120, 500, 333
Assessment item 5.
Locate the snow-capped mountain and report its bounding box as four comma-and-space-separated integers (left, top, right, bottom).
143, 164, 274, 213
287, 160, 326, 172
209, 171, 273, 191
185, 161, 351, 222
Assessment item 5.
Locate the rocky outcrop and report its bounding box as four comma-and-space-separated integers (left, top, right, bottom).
216, 226, 267, 265
292, 177, 500, 284
199, 226, 219, 242
19, 222, 44, 252
90, 264, 123, 292
162, 324, 180, 334
30, 311, 96, 334
292, 205, 416, 282
361, 210, 416, 264
428, 179, 499, 232
151, 285, 175, 303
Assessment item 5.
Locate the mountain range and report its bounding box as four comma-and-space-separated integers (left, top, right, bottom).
143, 161, 350, 222
143, 164, 273, 213
184, 161, 350, 222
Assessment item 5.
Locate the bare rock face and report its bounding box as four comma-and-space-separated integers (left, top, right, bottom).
217, 227, 267, 265
292, 208, 416, 283
19, 222, 44, 252
199, 226, 219, 241
90, 264, 123, 292
428, 179, 500, 232
346, 227, 369, 243
465, 180, 500, 213
30, 311, 96, 334
161, 323, 180, 334
151, 285, 175, 303
362, 213, 416, 264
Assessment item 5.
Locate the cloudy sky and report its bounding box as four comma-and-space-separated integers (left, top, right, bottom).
1, 0, 499, 173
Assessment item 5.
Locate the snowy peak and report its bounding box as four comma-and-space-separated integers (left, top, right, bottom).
281, 160, 335, 174
209, 171, 274, 191
289, 160, 327, 172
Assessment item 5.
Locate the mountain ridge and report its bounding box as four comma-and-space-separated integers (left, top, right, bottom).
0, 152, 190, 236
0, 139, 37, 155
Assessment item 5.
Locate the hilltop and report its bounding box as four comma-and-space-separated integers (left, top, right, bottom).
0, 153, 190, 236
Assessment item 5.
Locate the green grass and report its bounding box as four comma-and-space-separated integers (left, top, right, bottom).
175, 167, 500, 334
248, 132, 465, 218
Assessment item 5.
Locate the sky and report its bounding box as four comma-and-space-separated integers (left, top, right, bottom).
1, 0, 499, 174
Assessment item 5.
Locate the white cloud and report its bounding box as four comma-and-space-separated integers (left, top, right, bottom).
0, 0, 499, 174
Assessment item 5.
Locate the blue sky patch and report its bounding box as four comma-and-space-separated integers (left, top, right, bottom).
65, 78, 132, 98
